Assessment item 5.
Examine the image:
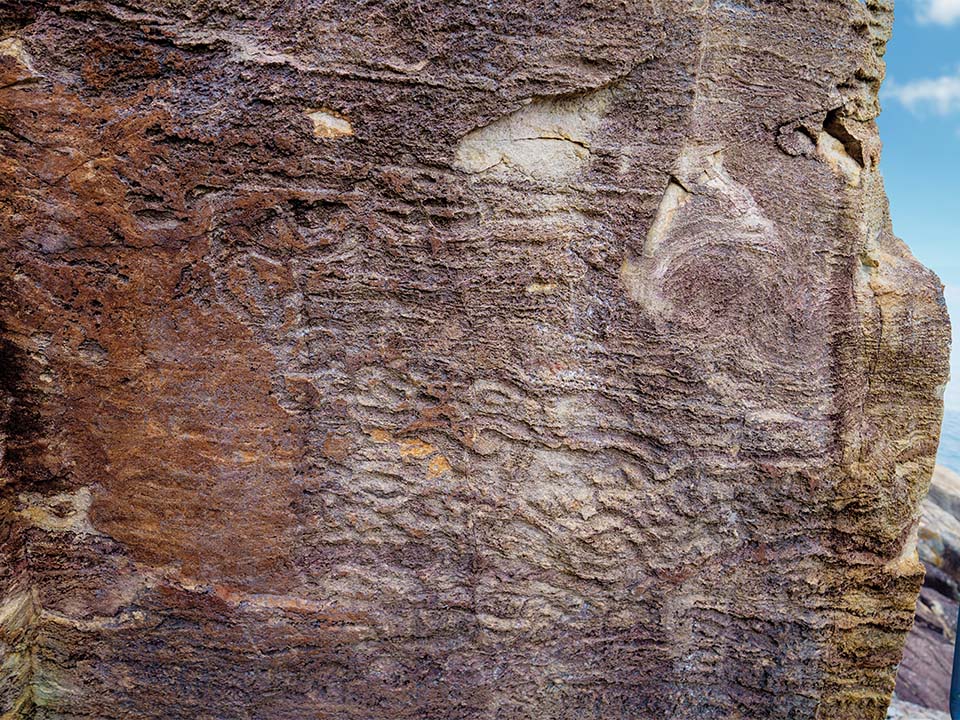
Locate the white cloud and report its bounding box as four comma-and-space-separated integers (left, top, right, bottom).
917, 0, 960, 25
883, 71, 960, 115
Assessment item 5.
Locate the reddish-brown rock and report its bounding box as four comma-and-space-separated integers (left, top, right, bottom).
0, 1, 951, 718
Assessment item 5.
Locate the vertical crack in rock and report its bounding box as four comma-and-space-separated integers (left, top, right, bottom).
814, 1, 949, 714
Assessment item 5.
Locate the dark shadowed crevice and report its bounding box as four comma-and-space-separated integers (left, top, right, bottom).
824, 108, 866, 167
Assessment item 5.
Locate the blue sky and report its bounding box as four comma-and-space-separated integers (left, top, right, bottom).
879, 0, 960, 408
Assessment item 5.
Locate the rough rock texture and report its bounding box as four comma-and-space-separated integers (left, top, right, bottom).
893, 465, 960, 714
0, 1, 951, 719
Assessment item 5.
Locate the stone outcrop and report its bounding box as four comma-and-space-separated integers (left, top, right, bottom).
893, 584, 956, 713
887, 697, 950, 720
0, 1, 951, 718
893, 465, 960, 715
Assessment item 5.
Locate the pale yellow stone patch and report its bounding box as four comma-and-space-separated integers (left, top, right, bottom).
232, 450, 260, 464
476, 612, 520, 632
817, 131, 861, 186
398, 438, 437, 458
426, 455, 451, 479
306, 108, 354, 138
0, 589, 38, 720
0, 590, 35, 631
644, 180, 690, 257
524, 282, 557, 295
17, 488, 99, 536
619, 256, 670, 314
0, 38, 34, 72
884, 523, 922, 577
454, 89, 610, 180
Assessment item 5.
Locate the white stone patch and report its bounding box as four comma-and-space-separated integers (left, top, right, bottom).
887, 697, 950, 720
0, 589, 36, 632
644, 179, 690, 257
817, 130, 862, 186
0, 37, 35, 73
524, 282, 557, 295
17, 488, 99, 536
306, 108, 354, 138
454, 89, 611, 180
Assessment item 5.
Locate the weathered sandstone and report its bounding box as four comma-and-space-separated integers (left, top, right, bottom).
0, 0, 951, 718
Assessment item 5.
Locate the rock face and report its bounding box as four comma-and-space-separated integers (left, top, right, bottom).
0, 1, 950, 718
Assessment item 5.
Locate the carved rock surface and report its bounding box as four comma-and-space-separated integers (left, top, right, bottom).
0, 1, 950, 719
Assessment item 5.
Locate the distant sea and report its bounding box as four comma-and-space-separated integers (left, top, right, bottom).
938, 409, 960, 473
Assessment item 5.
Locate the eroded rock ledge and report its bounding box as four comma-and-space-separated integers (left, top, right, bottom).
0, 0, 950, 718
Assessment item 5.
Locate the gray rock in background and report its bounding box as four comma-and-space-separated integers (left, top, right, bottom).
895, 465, 960, 714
